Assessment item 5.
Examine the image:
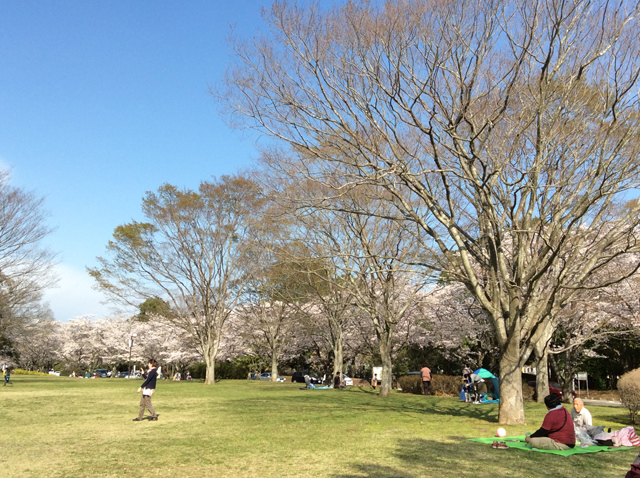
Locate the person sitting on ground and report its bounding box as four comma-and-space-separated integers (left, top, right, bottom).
571, 398, 592, 428
333, 372, 345, 389
626, 448, 640, 478
185, 372, 192, 381
570, 397, 608, 440
525, 394, 575, 450
304, 374, 316, 389
84, 370, 90, 378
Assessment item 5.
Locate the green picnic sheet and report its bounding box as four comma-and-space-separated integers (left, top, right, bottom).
469, 436, 637, 456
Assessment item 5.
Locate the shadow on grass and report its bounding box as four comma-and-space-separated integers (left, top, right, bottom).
333, 436, 637, 478
226, 388, 501, 423
592, 412, 634, 427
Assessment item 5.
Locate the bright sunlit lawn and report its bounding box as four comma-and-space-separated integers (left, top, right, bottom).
0, 376, 636, 477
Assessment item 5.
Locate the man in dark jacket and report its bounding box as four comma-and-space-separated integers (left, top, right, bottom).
526, 394, 575, 450
133, 359, 158, 422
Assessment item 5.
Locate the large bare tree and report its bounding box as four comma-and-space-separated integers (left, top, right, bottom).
89, 175, 265, 384
0, 169, 56, 340
222, 0, 640, 423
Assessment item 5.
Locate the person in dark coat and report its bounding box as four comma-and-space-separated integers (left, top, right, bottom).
133, 359, 158, 422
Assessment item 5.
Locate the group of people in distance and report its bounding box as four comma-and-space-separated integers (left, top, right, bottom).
462, 366, 486, 404
172, 371, 191, 381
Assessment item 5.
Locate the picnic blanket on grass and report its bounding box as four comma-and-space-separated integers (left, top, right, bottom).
469, 436, 637, 456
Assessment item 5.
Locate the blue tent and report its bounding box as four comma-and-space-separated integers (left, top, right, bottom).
459, 368, 500, 400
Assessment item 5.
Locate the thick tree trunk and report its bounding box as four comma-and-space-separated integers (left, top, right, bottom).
498, 335, 526, 425
535, 352, 549, 404
379, 335, 393, 398
560, 351, 577, 403
271, 351, 279, 382
204, 349, 216, 385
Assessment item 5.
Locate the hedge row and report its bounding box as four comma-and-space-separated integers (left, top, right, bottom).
13, 369, 51, 376
397, 374, 463, 396
398, 374, 536, 401
188, 361, 250, 380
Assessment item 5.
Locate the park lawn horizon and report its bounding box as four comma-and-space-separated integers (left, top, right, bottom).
0, 377, 636, 477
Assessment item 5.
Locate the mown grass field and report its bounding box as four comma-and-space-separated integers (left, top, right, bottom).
0, 376, 636, 477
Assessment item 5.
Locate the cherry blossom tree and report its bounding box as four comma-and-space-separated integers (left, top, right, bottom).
12, 318, 61, 371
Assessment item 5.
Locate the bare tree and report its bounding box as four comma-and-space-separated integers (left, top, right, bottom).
222, 0, 640, 423
285, 183, 428, 397
0, 170, 56, 342
236, 299, 300, 382
88, 175, 265, 384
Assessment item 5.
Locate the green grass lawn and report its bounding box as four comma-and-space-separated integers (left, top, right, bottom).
0, 376, 636, 477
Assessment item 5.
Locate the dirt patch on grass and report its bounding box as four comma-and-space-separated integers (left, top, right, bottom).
575, 390, 620, 401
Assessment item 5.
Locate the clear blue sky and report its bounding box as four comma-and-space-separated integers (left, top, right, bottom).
0, 1, 268, 320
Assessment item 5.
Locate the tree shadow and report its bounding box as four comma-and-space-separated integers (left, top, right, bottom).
333, 436, 637, 478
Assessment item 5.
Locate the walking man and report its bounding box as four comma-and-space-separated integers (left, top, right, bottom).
420, 365, 432, 395
3, 366, 11, 386
133, 359, 158, 422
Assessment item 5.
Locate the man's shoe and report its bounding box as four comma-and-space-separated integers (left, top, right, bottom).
132, 418, 143, 421
150, 417, 158, 421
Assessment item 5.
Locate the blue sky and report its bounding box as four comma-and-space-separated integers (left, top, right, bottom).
0, 1, 268, 320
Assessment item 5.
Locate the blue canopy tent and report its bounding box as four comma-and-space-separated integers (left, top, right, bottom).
459, 368, 500, 401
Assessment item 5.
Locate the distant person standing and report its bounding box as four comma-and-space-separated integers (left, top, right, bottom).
420, 366, 432, 395
3, 366, 11, 386
371, 373, 378, 389
469, 373, 484, 403
133, 359, 158, 422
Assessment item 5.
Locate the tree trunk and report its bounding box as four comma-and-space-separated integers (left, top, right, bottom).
535, 351, 549, 404
498, 334, 526, 425
332, 332, 344, 382
204, 349, 216, 385
379, 334, 393, 398
560, 350, 576, 403
271, 351, 279, 382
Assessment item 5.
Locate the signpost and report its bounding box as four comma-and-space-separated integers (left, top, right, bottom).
575, 372, 589, 397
